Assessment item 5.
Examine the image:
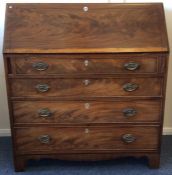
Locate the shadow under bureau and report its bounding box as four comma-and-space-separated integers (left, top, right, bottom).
3, 3, 169, 171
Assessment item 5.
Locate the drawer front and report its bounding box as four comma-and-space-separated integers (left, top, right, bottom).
13, 55, 158, 75
13, 100, 161, 124
15, 126, 159, 154
11, 78, 162, 97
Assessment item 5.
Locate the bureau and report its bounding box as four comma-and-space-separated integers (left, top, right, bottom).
3, 3, 169, 171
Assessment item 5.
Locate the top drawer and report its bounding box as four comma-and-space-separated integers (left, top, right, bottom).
11, 54, 159, 75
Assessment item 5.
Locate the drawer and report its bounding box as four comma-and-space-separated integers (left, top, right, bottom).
15, 126, 159, 154
12, 54, 159, 75
13, 100, 161, 124
11, 78, 162, 98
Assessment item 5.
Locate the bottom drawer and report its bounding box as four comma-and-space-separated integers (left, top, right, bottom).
15, 126, 159, 154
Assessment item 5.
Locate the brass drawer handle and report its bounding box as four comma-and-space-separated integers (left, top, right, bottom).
123, 108, 137, 117
122, 134, 136, 143
123, 83, 139, 92
38, 108, 52, 118
38, 135, 51, 144
32, 62, 49, 71
36, 84, 50, 92
124, 62, 140, 71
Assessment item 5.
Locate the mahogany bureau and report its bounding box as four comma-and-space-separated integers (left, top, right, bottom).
3, 3, 169, 171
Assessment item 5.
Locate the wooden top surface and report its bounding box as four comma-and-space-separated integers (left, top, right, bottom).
3, 3, 169, 54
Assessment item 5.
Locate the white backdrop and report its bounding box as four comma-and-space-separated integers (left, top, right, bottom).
0, 0, 172, 136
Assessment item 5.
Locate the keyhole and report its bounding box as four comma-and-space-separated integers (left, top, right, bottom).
85, 103, 90, 109
85, 128, 89, 134
83, 79, 90, 86
83, 6, 88, 12
84, 60, 89, 67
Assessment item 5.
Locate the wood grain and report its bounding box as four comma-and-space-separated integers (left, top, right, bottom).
15, 126, 159, 154
10, 78, 162, 98
3, 3, 169, 53
2, 3, 169, 171
12, 54, 159, 75
12, 100, 161, 124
